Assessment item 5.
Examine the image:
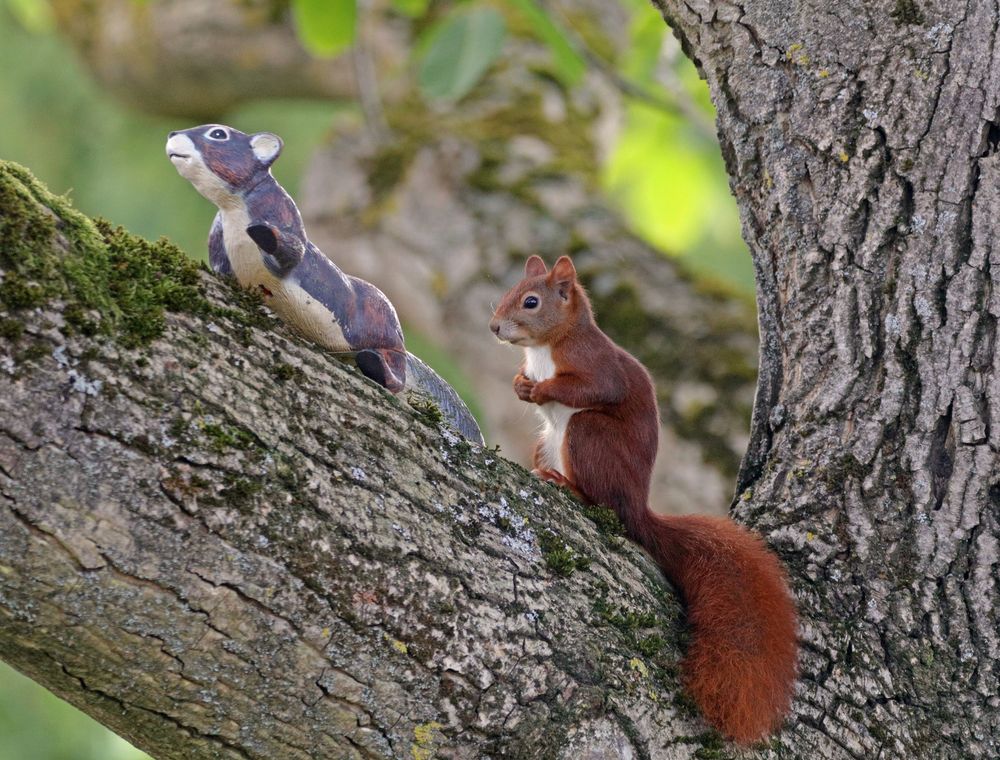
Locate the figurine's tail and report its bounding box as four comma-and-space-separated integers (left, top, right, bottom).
404, 352, 484, 445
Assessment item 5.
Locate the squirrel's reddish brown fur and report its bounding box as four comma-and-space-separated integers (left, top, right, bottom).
490, 255, 797, 744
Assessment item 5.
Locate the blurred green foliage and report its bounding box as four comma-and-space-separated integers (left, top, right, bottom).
4, 0, 49, 30
291, 0, 357, 57
403, 0, 752, 291
0, 6, 344, 264
0, 0, 752, 755
604, 1, 752, 290
417, 6, 508, 101
504, 0, 585, 86
0, 663, 150, 760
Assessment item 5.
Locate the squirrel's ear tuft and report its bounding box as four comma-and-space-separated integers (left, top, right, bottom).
549, 256, 576, 300
524, 255, 548, 278
251, 132, 283, 166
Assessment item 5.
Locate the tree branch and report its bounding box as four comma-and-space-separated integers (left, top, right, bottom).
0, 165, 728, 758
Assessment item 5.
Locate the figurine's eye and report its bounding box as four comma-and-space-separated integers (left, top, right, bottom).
523, 296, 539, 309
206, 128, 229, 140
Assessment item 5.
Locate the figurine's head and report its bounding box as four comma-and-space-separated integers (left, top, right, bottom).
165, 124, 282, 207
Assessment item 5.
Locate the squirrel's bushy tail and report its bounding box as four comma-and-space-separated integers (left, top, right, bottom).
638, 512, 798, 744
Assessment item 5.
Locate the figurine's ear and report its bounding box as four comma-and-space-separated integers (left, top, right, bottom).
251, 132, 283, 166
524, 255, 548, 278
549, 256, 577, 300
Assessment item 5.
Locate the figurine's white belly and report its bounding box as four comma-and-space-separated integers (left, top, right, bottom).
524, 346, 580, 475
220, 208, 350, 352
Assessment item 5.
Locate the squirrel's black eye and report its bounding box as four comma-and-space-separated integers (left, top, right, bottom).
523, 296, 539, 309
207, 128, 229, 140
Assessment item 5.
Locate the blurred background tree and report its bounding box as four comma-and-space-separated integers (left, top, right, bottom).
0, 0, 749, 288
0, 0, 755, 756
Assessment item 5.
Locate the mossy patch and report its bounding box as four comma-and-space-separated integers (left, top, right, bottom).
537, 528, 590, 576
219, 476, 264, 512
592, 599, 678, 673
408, 393, 445, 427
636, 634, 666, 657
891, 0, 925, 25
0, 161, 205, 348
365, 143, 415, 203
691, 731, 731, 759
209, 277, 277, 333
199, 420, 258, 453
16, 340, 49, 364
272, 361, 306, 384
0, 318, 23, 341
594, 600, 657, 633
580, 504, 625, 536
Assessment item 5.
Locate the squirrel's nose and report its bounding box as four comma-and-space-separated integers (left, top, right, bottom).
490, 321, 501, 336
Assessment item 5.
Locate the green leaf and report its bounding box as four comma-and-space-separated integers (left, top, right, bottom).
390, 0, 430, 18
291, 0, 357, 58
417, 7, 507, 102
505, 0, 585, 87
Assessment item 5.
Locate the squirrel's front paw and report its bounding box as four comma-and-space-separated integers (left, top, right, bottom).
513, 373, 536, 402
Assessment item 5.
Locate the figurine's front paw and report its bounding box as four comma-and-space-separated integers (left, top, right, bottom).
514, 373, 536, 402
246, 223, 279, 254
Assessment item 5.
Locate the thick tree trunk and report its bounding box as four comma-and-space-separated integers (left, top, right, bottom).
0, 164, 732, 758
652, 1, 1000, 756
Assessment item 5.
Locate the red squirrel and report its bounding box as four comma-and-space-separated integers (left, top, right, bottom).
489, 255, 798, 744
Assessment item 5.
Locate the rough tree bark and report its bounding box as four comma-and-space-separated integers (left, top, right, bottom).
650, 0, 1000, 757
7, 1, 998, 758
0, 165, 734, 758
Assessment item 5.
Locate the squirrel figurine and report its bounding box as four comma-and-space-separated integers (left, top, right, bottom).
490, 255, 798, 744
165, 124, 482, 443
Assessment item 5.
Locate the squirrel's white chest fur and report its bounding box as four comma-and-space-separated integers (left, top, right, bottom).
524, 346, 579, 475
220, 205, 350, 352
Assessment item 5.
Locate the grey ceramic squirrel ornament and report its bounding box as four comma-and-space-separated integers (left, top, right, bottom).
166, 124, 482, 443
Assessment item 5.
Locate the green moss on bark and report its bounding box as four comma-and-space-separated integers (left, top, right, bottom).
0, 160, 204, 347
537, 527, 590, 576
891, 0, 925, 25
